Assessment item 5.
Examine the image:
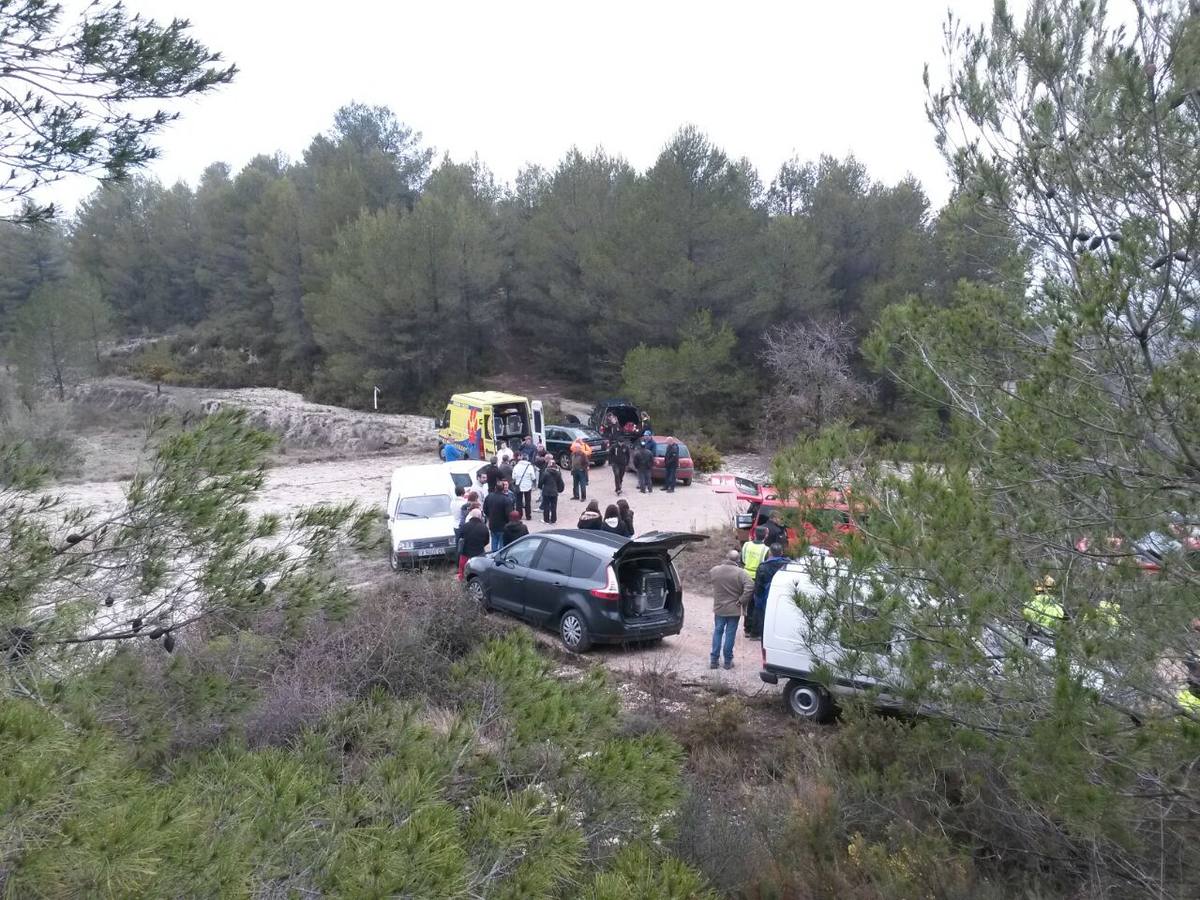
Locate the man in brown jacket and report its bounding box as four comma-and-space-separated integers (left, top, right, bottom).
709, 550, 754, 670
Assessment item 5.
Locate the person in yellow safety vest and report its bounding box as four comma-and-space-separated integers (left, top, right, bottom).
741, 526, 770, 578
1023, 575, 1066, 638
740, 526, 770, 637
1178, 684, 1200, 714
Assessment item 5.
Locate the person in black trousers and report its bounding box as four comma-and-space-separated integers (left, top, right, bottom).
539, 461, 564, 524
609, 440, 630, 495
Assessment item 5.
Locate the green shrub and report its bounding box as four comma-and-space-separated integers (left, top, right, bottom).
4, 621, 712, 897
689, 441, 723, 473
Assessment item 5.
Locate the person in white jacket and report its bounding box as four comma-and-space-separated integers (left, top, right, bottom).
511, 455, 538, 521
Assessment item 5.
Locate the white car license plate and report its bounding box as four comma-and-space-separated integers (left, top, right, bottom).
416, 547, 444, 558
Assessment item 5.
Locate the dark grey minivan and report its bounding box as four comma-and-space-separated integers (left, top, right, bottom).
463, 530, 705, 651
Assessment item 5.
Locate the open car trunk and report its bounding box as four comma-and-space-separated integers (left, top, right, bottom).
616, 553, 679, 621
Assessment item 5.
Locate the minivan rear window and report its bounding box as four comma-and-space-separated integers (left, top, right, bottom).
570, 551, 602, 580
536, 541, 573, 576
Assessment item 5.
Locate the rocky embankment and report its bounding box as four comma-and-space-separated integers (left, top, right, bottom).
73, 379, 437, 454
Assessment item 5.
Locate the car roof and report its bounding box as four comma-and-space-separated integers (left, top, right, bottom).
537, 529, 628, 555
391, 464, 456, 491
533, 529, 707, 560
451, 391, 527, 406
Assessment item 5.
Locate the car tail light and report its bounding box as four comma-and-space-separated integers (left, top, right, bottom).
590, 566, 620, 603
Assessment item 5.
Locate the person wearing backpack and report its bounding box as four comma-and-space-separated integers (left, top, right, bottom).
663, 437, 680, 493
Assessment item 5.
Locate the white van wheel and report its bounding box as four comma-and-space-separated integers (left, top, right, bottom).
784, 679, 835, 723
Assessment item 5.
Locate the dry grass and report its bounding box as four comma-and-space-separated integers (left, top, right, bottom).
674, 524, 744, 592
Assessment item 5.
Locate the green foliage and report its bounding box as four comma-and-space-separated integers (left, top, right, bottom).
24, 105, 970, 423
688, 441, 723, 473
0, 621, 708, 898
586, 844, 717, 899
621, 310, 756, 442
9, 276, 111, 401
770, 2, 1200, 894
0, 409, 374, 696
305, 160, 502, 409
0, 1, 234, 223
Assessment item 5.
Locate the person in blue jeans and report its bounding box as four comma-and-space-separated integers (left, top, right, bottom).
663, 437, 680, 492
708, 550, 754, 669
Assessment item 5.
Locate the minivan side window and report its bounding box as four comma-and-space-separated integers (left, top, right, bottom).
570, 551, 602, 580
502, 537, 543, 569
535, 541, 574, 576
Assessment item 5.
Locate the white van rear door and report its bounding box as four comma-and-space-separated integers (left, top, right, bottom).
531, 400, 545, 448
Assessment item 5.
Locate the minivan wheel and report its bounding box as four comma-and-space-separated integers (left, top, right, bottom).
466, 577, 490, 611
389, 550, 403, 572
559, 610, 592, 652
784, 679, 835, 723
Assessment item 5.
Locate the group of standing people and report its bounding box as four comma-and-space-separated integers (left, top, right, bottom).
453, 434, 643, 579
599, 418, 682, 495
706, 523, 791, 669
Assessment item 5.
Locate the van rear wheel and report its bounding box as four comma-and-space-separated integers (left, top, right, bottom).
784, 679, 835, 723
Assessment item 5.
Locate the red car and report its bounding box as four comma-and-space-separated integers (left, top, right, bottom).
630, 436, 694, 486
726, 479, 865, 553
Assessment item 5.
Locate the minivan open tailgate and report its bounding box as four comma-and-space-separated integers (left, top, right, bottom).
612, 531, 707, 564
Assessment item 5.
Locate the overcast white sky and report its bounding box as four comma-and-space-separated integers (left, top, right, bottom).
46, 0, 1003, 216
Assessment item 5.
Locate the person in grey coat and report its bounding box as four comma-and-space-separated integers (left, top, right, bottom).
709, 550, 754, 669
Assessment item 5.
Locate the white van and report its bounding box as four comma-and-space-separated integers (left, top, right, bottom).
385, 464, 460, 569
759, 551, 906, 722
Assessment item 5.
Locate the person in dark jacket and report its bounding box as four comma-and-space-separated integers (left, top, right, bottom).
577, 499, 603, 530
458, 509, 490, 580
601, 504, 625, 535
616, 498, 634, 536
480, 457, 501, 494
501, 509, 529, 547
609, 439, 630, 494
759, 508, 788, 549
633, 443, 654, 493
483, 482, 515, 552
639, 410, 653, 434
663, 437, 680, 493
539, 461, 564, 524
748, 545, 789, 638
